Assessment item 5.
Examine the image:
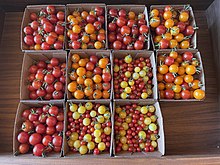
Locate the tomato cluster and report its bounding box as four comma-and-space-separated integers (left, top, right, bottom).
23, 6, 65, 50
108, 8, 149, 50
68, 53, 111, 99
115, 104, 159, 153
66, 102, 112, 155
16, 105, 64, 156
157, 51, 205, 100
27, 57, 66, 100
66, 7, 106, 49
150, 5, 196, 49
114, 55, 153, 99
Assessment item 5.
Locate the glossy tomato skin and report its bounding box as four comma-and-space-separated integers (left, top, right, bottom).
29, 133, 42, 146
164, 89, 174, 99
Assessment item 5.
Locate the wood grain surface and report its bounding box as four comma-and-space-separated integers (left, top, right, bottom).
0, 10, 220, 164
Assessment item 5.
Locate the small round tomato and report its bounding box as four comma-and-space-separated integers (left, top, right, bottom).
193, 89, 205, 100
164, 89, 174, 99
180, 90, 191, 99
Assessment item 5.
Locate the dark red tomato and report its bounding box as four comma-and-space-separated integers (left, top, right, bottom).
41, 42, 50, 50
46, 35, 56, 45
180, 90, 191, 99
33, 143, 45, 156
93, 148, 100, 155
97, 33, 105, 42
24, 35, 34, 46
52, 68, 62, 78
159, 39, 169, 49
89, 55, 98, 64
156, 25, 166, 35
22, 109, 31, 119
42, 135, 52, 146
164, 56, 175, 66
46, 116, 57, 127
37, 61, 46, 69
49, 106, 59, 116
56, 122, 63, 132
39, 113, 47, 123
93, 21, 102, 31
116, 33, 123, 42
52, 90, 63, 99
57, 112, 64, 121
138, 35, 147, 43
36, 88, 46, 97
29, 91, 38, 100
121, 26, 131, 35
127, 44, 134, 50
17, 131, 29, 143
118, 9, 126, 17
43, 22, 54, 33
164, 73, 174, 83
30, 21, 39, 31
46, 126, 55, 135
35, 124, 46, 134
94, 67, 102, 75
70, 33, 79, 41
138, 19, 146, 26
177, 22, 186, 32
116, 17, 127, 27
52, 135, 62, 147
18, 143, 29, 154
44, 74, 55, 84
29, 65, 38, 74
48, 14, 58, 24
95, 6, 104, 16
183, 52, 193, 61
57, 11, 65, 21
97, 15, 105, 24
54, 82, 63, 91
30, 12, 38, 20
22, 120, 34, 132
50, 57, 59, 66
164, 89, 174, 99
55, 24, 64, 35
131, 26, 139, 36
86, 15, 96, 23
185, 26, 195, 36
181, 82, 190, 90
24, 26, 33, 35
134, 40, 144, 50
59, 75, 65, 84
28, 113, 39, 122
54, 41, 63, 50
127, 19, 137, 28
86, 62, 95, 71
123, 36, 132, 45
139, 25, 149, 35
102, 73, 111, 82
44, 93, 52, 100
72, 41, 81, 49
46, 5, 55, 14
45, 84, 55, 94
113, 40, 122, 50
29, 133, 42, 146
109, 8, 118, 17
102, 82, 111, 90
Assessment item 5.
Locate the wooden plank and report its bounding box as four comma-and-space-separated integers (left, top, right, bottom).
0, 0, 214, 11
0, 8, 5, 44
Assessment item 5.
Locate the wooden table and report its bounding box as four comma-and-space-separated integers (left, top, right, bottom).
0, 11, 220, 164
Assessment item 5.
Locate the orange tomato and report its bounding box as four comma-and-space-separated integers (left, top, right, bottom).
169, 39, 178, 49
69, 71, 78, 81
84, 86, 93, 97
177, 66, 185, 75
163, 33, 172, 41
67, 15, 74, 22
71, 54, 80, 63
158, 82, 165, 91
157, 73, 164, 82
84, 78, 93, 87
81, 11, 89, 19
103, 90, 110, 99
180, 40, 190, 49
74, 90, 84, 99
58, 35, 64, 42
93, 75, 102, 84
82, 35, 90, 43
164, 19, 174, 28
34, 44, 41, 50
150, 9, 159, 17
165, 83, 174, 89
90, 33, 97, 41
67, 29, 73, 37
86, 71, 93, 78
70, 18, 79, 26
81, 43, 88, 49
72, 25, 81, 34
76, 67, 86, 77
72, 10, 80, 17
175, 33, 184, 42
150, 17, 160, 28
179, 11, 189, 22
78, 59, 87, 67
154, 35, 162, 43
169, 51, 178, 59
99, 29, 105, 34
95, 83, 103, 90
72, 63, 79, 69
85, 23, 95, 34
128, 11, 136, 20
68, 81, 77, 92
174, 76, 183, 85
99, 58, 109, 68
163, 11, 172, 20
94, 41, 102, 49
93, 90, 102, 99
76, 76, 85, 85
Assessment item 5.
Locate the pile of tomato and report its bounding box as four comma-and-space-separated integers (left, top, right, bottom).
150, 5, 196, 49
67, 53, 111, 99
23, 5, 65, 50
66, 102, 112, 155
27, 57, 66, 100
108, 8, 149, 50
66, 6, 106, 49
113, 54, 153, 99
157, 51, 205, 100
115, 104, 159, 153
16, 105, 64, 156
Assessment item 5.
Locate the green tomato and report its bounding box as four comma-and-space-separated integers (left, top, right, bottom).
83, 118, 91, 126
132, 72, 140, 80
69, 103, 78, 112
90, 110, 97, 117
139, 70, 146, 77
125, 71, 131, 78
85, 102, 93, 110
138, 131, 146, 139
134, 67, 141, 73
120, 81, 128, 88
149, 123, 157, 131
124, 55, 132, 64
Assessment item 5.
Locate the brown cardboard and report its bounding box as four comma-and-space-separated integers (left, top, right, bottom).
156, 49, 205, 101
107, 5, 150, 50
20, 51, 67, 102
13, 101, 65, 157
150, 5, 197, 50
112, 100, 165, 157
21, 5, 66, 51
63, 100, 113, 157
66, 49, 113, 101
65, 4, 107, 50
112, 50, 158, 101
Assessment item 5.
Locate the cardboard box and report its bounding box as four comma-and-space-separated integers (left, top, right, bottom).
156, 49, 205, 101
150, 5, 197, 50
21, 5, 66, 51
66, 49, 113, 101
20, 51, 67, 102
65, 4, 107, 50
107, 5, 150, 50
112, 100, 165, 157
13, 101, 65, 157
112, 50, 158, 101
63, 100, 113, 157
